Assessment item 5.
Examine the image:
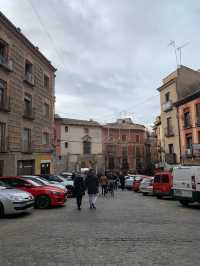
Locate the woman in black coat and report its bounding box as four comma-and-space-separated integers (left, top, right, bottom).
74, 174, 85, 210
85, 169, 99, 209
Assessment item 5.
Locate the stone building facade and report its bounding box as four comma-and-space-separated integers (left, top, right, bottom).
102, 118, 146, 175
0, 12, 56, 175
175, 90, 200, 165
158, 65, 200, 169
54, 117, 104, 174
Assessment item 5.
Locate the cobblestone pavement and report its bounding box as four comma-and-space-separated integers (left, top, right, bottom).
1, 191, 200, 266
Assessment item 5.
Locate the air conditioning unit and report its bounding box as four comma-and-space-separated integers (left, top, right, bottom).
185, 148, 192, 156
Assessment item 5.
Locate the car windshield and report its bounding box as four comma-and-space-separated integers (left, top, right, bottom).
24, 176, 47, 185
24, 179, 43, 187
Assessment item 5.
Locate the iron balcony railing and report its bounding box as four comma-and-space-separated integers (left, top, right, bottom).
162, 100, 173, 112
23, 107, 35, 120
24, 72, 34, 86
0, 54, 13, 72
164, 127, 174, 137
165, 153, 176, 164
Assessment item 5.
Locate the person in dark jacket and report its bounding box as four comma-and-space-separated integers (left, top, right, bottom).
74, 174, 85, 210
85, 169, 99, 209
120, 174, 125, 191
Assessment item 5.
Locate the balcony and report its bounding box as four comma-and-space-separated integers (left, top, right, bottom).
0, 96, 11, 112
184, 148, 193, 158
164, 127, 174, 137
196, 117, 200, 127
162, 100, 173, 112
0, 54, 13, 72
24, 73, 34, 87
165, 153, 176, 164
183, 122, 192, 129
23, 107, 35, 120
21, 142, 33, 154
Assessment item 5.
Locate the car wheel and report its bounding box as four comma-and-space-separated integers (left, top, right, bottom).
0, 202, 4, 218
143, 192, 148, 196
157, 195, 162, 199
179, 200, 189, 207
36, 195, 51, 209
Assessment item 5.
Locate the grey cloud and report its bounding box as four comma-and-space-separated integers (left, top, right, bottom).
1, 0, 200, 126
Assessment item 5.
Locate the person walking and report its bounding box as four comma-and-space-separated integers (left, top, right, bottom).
85, 169, 99, 209
100, 173, 108, 196
74, 173, 85, 210
120, 174, 125, 191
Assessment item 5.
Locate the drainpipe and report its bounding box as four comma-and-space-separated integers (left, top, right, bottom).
176, 105, 182, 165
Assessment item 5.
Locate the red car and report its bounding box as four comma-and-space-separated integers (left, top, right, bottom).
132, 175, 145, 192
0, 176, 67, 209
153, 172, 173, 198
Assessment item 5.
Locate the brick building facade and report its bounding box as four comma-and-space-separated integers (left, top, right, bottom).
103, 118, 146, 175
0, 12, 56, 175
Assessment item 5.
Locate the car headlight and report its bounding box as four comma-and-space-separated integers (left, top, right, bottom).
8, 195, 26, 202
52, 191, 63, 196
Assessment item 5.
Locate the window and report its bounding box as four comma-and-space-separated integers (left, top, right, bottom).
136, 146, 140, 157
0, 79, 6, 108
44, 74, 50, 89
65, 142, 68, 149
65, 126, 68, 132
0, 39, 8, 60
136, 135, 140, 143
24, 94, 32, 116
186, 134, 192, 149
42, 132, 49, 145
122, 146, 128, 157
122, 135, 127, 141
0, 122, 6, 152
183, 111, 191, 128
25, 60, 33, 76
162, 175, 169, 183
22, 128, 31, 152
196, 103, 200, 125
154, 175, 160, 183
165, 92, 170, 102
84, 127, 89, 134
83, 141, 91, 154
44, 103, 49, 118
168, 144, 174, 154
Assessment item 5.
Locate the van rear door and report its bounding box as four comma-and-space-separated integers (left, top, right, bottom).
173, 167, 193, 198
161, 174, 170, 194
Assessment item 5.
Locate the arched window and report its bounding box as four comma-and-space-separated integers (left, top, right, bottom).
83, 141, 91, 154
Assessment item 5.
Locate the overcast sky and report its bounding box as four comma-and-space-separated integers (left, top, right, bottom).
1, 0, 200, 127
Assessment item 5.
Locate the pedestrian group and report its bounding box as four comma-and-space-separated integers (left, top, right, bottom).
73, 169, 126, 210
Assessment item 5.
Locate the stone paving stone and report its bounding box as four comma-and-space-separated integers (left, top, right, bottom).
0, 191, 200, 265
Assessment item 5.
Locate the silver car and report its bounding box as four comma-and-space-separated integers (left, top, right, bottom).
0, 181, 34, 217
139, 177, 154, 195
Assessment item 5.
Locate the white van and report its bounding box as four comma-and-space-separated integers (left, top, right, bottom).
173, 166, 200, 206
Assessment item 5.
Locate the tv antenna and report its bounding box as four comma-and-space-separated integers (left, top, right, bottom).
168, 40, 178, 66
177, 42, 190, 65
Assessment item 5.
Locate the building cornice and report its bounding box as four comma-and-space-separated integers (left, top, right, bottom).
0, 11, 56, 72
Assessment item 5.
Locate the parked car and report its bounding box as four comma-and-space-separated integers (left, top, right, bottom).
60, 172, 73, 179
40, 175, 74, 197
23, 176, 67, 191
125, 175, 135, 189
153, 172, 173, 198
0, 180, 34, 217
140, 177, 154, 195
42, 175, 74, 196
173, 166, 200, 206
132, 175, 145, 192
0, 176, 67, 209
